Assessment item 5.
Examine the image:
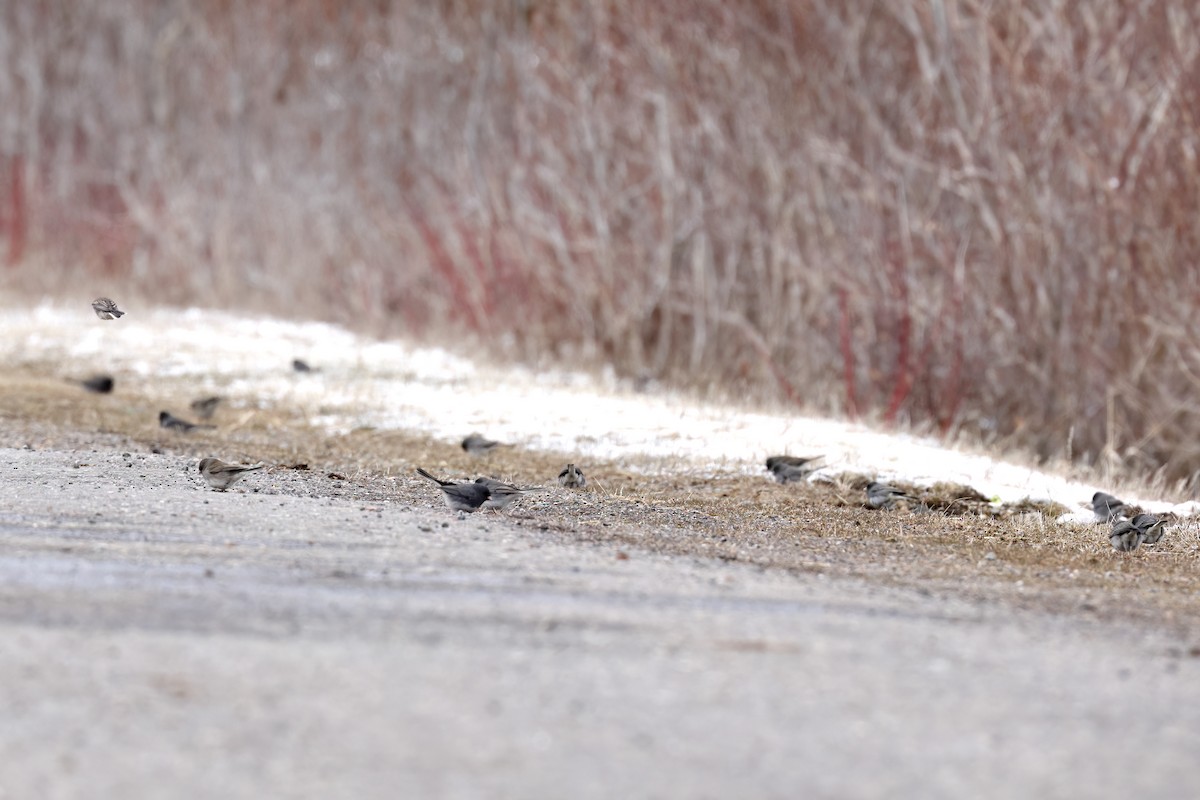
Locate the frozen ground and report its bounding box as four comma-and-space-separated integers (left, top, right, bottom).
1, 302, 1194, 522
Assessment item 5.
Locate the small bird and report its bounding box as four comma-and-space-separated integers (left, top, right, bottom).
765, 455, 824, 484
1109, 519, 1145, 552
866, 481, 921, 511
462, 433, 505, 456
159, 410, 215, 433
292, 359, 313, 373
558, 463, 586, 488
190, 396, 223, 420
92, 297, 124, 320
416, 467, 491, 512
1131, 513, 1168, 545
198, 457, 265, 491
473, 477, 543, 511
78, 374, 114, 394
1092, 491, 1127, 522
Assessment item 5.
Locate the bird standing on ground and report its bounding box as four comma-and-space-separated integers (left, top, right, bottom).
765, 455, 824, 484
78, 375, 114, 394
866, 481, 922, 511
198, 457, 265, 491
1109, 519, 1145, 552
1131, 513, 1168, 545
1092, 491, 1127, 522
462, 433, 505, 456
292, 359, 313, 373
416, 467, 492, 512
92, 297, 124, 319
558, 463, 586, 488
159, 410, 215, 433
474, 477, 544, 511
190, 396, 223, 420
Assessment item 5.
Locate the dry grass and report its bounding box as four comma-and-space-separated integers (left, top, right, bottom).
4, 369, 1199, 637
3, 2, 1200, 489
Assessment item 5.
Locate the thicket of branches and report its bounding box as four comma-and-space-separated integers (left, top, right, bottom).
3, 1, 1200, 487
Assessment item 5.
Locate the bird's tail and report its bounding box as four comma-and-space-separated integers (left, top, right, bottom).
416, 467, 449, 486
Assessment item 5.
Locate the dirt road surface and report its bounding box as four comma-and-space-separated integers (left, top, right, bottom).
1, 446, 1197, 798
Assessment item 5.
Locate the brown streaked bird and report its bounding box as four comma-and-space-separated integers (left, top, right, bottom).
765, 455, 824, 484
461, 433, 505, 456
92, 297, 124, 320
159, 410, 215, 433
198, 457, 265, 491
416, 467, 491, 512
558, 463, 586, 489
190, 396, 223, 420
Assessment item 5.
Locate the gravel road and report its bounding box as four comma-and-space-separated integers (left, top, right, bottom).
1, 446, 1198, 799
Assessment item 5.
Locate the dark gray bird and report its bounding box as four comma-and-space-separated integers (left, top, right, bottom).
198, 457, 264, 491
92, 297, 124, 319
78, 375, 114, 394
558, 463, 586, 489
190, 396, 223, 420
474, 477, 544, 511
1092, 491, 1127, 522
866, 481, 921, 511
462, 433, 505, 456
159, 410, 214, 433
292, 359, 313, 373
765, 455, 824, 484
1109, 519, 1144, 552
1131, 513, 1167, 545
416, 467, 491, 512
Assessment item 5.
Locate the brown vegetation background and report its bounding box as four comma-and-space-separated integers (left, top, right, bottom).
2, 1, 1200, 488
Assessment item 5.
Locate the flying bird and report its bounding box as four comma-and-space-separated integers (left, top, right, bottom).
91, 297, 124, 320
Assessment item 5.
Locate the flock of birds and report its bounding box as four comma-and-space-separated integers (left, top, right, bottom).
759, 440, 1170, 554
82, 297, 592, 505
81, 298, 1169, 549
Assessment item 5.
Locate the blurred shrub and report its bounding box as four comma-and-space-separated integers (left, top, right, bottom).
2, 0, 1200, 487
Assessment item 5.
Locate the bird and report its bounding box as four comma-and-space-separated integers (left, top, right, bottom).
78, 374, 114, 394
1131, 513, 1168, 545
415, 467, 491, 512
292, 359, 313, 373
1109, 519, 1145, 552
1092, 491, 1127, 522
91, 297, 124, 320
473, 477, 544, 511
190, 396, 223, 420
198, 457, 265, 491
765, 455, 824, 484
558, 463, 586, 488
159, 410, 215, 433
462, 433, 505, 456
866, 481, 922, 511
